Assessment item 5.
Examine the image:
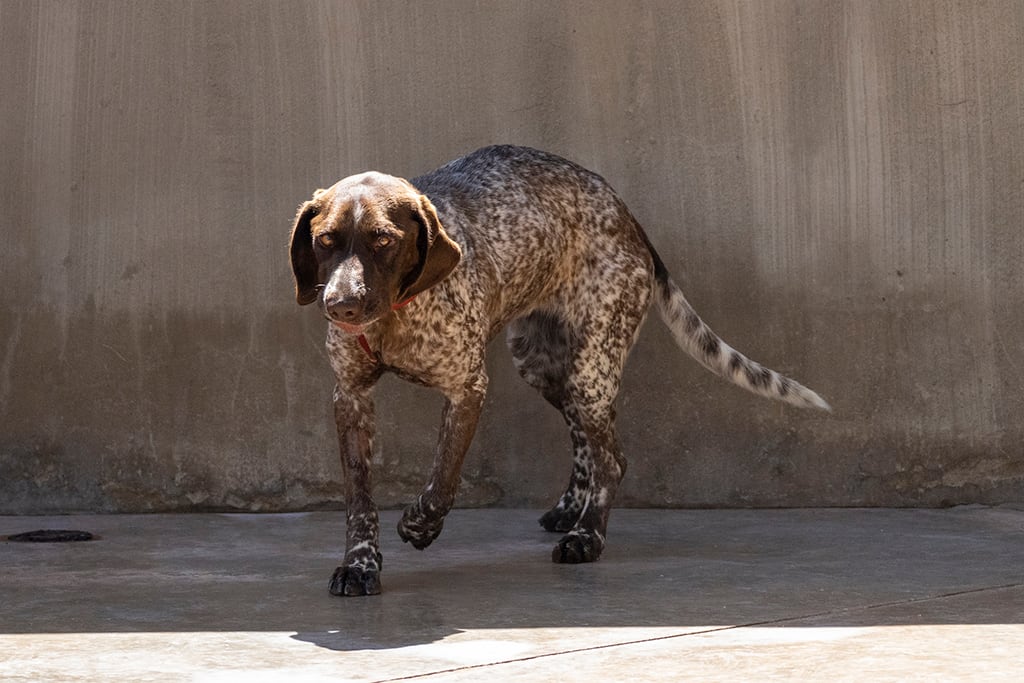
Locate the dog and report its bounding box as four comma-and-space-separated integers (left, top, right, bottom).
289, 145, 829, 596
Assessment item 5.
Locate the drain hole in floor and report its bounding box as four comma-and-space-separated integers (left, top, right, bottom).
5, 530, 96, 542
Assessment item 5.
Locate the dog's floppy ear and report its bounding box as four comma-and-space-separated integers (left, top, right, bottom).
399, 195, 462, 300
289, 201, 320, 305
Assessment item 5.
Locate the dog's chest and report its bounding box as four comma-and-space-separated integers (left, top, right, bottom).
372, 291, 487, 389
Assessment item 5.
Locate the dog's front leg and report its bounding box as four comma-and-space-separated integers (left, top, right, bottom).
397, 374, 487, 549
328, 385, 383, 597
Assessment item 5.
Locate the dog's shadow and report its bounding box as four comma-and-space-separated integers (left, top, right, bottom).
286, 554, 592, 652
291, 631, 439, 651
291, 622, 457, 652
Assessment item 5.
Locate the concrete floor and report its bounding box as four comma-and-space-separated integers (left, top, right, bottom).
1, 507, 1023, 682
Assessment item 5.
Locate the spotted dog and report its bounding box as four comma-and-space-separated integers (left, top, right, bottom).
289, 145, 829, 597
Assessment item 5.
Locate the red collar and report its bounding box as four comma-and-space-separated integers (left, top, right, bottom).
356, 333, 376, 360
356, 296, 416, 363
391, 295, 417, 310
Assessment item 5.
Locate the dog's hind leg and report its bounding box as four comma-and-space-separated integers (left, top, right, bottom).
507, 311, 592, 533
547, 260, 652, 563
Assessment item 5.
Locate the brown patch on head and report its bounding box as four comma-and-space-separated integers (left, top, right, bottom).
288, 173, 461, 322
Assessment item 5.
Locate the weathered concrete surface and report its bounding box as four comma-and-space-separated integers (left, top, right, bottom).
1, 508, 1023, 680
1, 1, 1022, 512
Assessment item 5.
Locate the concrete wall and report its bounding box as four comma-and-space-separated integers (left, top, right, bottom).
2, 1, 1022, 513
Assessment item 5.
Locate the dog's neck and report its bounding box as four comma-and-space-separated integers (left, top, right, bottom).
355, 296, 417, 363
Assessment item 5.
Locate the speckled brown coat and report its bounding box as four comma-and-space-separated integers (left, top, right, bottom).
289, 145, 829, 596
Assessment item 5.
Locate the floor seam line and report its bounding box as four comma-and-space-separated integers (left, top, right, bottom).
371, 625, 739, 683
373, 581, 1024, 682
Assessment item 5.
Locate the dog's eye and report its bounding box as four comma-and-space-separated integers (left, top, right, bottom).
316, 233, 335, 249
374, 235, 394, 249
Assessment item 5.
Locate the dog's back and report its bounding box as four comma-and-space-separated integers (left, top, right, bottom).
411, 145, 656, 332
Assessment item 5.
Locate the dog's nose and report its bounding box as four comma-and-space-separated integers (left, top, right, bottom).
324, 295, 365, 322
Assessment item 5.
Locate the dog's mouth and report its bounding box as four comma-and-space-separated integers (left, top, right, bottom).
330, 319, 371, 335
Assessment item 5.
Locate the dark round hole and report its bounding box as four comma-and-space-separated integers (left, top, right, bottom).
6, 529, 95, 543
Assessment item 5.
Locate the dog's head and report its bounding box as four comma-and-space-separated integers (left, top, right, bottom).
289, 173, 462, 333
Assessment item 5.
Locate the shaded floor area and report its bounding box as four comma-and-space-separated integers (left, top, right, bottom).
2, 507, 1023, 681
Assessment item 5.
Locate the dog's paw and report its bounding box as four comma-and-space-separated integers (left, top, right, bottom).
397, 502, 445, 550
329, 564, 382, 596
538, 506, 579, 532
551, 530, 605, 564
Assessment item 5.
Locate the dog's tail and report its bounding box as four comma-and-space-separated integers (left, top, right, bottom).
646, 244, 830, 411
